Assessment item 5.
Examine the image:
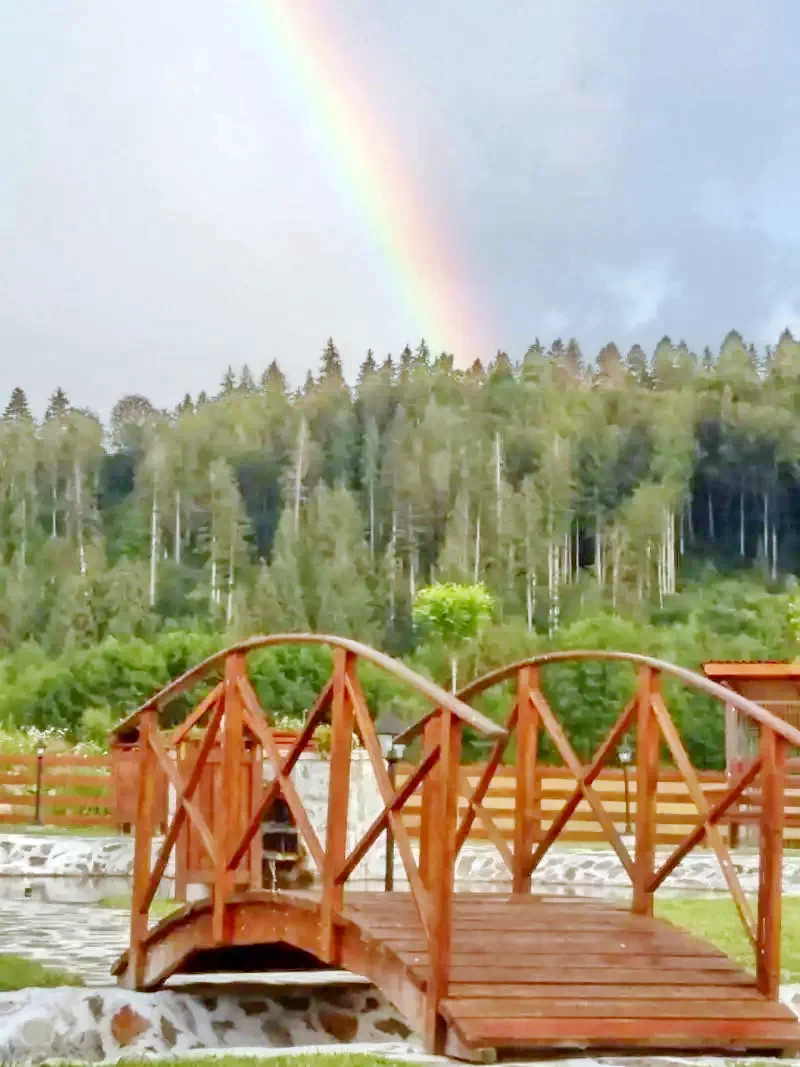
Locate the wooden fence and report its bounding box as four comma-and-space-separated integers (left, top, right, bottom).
4, 746, 800, 847
399, 763, 800, 848
0, 751, 115, 828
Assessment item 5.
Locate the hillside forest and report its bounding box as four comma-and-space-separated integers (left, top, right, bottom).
2, 331, 800, 764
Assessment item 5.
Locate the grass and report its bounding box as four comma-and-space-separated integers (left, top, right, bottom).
100, 895, 183, 919
656, 895, 800, 980
60, 1058, 414, 1067
0, 953, 83, 991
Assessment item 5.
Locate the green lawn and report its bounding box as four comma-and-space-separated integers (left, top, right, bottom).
100, 895, 183, 919
0, 953, 83, 991
62, 1058, 411, 1067
656, 895, 800, 980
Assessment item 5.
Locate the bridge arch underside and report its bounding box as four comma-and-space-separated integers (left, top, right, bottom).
114, 891, 800, 1059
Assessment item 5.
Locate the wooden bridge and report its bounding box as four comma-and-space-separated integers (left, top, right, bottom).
112, 636, 800, 1060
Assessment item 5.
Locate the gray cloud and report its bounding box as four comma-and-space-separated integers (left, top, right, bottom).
2, 0, 799, 416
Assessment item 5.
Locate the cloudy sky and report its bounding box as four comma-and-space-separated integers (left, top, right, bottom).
3, 1, 800, 416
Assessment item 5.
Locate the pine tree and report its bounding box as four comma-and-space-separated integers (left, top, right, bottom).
261, 360, 287, 394
239, 364, 256, 393
219, 366, 237, 396
319, 338, 344, 381
44, 387, 70, 421
3, 388, 33, 423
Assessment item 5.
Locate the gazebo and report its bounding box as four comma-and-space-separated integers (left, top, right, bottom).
703, 661, 800, 847
702, 661, 800, 774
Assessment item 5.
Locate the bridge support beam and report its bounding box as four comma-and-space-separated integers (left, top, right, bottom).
633, 667, 659, 915
424, 708, 462, 1054
757, 725, 786, 998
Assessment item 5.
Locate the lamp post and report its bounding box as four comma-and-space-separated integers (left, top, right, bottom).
376, 710, 407, 893
619, 739, 633, 836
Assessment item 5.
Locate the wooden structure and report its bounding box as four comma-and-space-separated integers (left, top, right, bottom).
113, 637, 800, 1059
400, 764, 734, 848
0, 751, 119, 829
704, 661, 800, 845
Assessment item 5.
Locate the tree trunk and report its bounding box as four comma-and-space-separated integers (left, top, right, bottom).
74, 460, 87, 576
368, 477, 375, 562
772, 525, 778, 581
149, 490, 158, 607
226, 532, 234, 625
526, 568, 535, 632
210, 531, 218, 608
739, 491, 745, 557
293, 416, 307, 535
708, 490, 715, 542
762, 492, 769, 561
451, 655, 458, 694
495, 431, 502, 534
51, 484, 58, 539
473, 510, 481, 583
19, 494, 27, 572
388, 507, 397, 626
174, 489, 182, 564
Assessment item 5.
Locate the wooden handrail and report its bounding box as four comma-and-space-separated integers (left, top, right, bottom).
111, 633, 504, 743
456, 651, 800, 749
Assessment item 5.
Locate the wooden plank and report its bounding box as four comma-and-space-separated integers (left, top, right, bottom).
452, 1017, 800, 1047
447, 980, 760, 996
447, 999, 793, 1020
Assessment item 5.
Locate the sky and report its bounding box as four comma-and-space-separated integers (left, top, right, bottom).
3, 0, 800, 418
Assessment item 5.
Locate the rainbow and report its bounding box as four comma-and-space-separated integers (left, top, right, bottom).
249, 0, 490, 363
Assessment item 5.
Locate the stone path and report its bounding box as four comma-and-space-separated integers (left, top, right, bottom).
0, 895, 129, 985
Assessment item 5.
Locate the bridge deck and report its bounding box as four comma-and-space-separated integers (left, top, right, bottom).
114, 891, 800, 1059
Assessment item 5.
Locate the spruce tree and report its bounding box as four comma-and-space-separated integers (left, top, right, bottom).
3, 387, 33, 423
44, 387, 70, 421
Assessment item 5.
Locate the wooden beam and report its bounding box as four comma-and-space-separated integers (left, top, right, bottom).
129, 708, 158, 989
169, 683, 223, 747
757, 726, 786, 998
524, 693, 637, 878
633, 666, 658, 915
320, 648, 354, 962
424, 708, 462, 1055
213, 653, 245, 943
514, 668, 539, 893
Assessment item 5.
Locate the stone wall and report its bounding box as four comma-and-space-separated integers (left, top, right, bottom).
0, 982, 411, 1064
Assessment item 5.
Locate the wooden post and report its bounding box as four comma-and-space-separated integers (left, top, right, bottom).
424, 709, 462, 1055
249, 739, 264, 891
418, 715, 440, 891
513, 666, 540, 893
320, 649, 354, 961
757, 725, 785, 998
129, 709, 158, 988
213, 653, 245, 943
633, 667, 659, 915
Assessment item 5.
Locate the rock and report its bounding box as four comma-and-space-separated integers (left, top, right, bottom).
20, 1019, 52, 1047
318, 1008, 359, 1042
375, 1015, 412, 1038
110, 1004, 151, 1047
240, 998, 270, 1016
160, 1015, 179, 1047
85, 995, 104, 1022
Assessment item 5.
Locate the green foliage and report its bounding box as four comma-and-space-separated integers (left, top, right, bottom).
0, 954, 83, 990
413, 582, 495, 647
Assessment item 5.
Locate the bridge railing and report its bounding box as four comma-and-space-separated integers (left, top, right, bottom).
443, 652, 800, 1000
117, 634, 504, 1046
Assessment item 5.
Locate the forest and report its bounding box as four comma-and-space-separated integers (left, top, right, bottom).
1, 330, 800, 761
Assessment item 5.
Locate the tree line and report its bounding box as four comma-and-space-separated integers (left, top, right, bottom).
2, 329, 800, 654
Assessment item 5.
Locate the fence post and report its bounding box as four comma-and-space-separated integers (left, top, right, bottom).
513, 666, 539, 893
633, 666, 659, 915
424, 708, 462, 1055
320, 648, 354, 962
34, 748, 45, 826
757, 725, 785, 998
128, 708, 158, 988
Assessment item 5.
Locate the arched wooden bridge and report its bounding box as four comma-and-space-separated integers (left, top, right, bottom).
112, 636, 800, 1060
